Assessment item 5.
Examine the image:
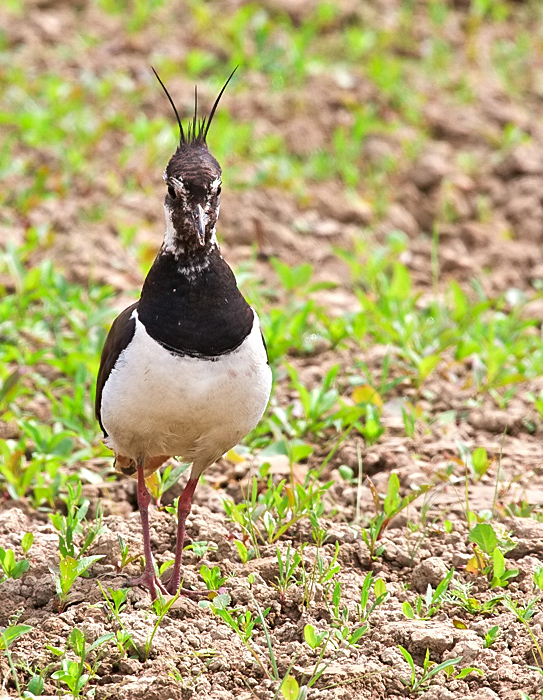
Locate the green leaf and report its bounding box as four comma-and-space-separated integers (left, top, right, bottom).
304, 624, 318, 649
281, 674, 300, 700
424, 656, 462, 680
398, 645, 416, 685
469, 523, 497, 555
374, 577, 387, 599
402, 601, 415, 619
472, 447, 488, 476
383, 473, 400, 515
456, 666, 484, 680
0, 624, 33, 650
234, 540, 248, 564
87, 632, 114, 654
348, 626, 367, 645
492, 548, 505, 579
21, 532, 34, 555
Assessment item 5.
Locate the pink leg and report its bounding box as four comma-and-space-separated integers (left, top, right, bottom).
130, 462, 168, 600
164, 477, 199, 595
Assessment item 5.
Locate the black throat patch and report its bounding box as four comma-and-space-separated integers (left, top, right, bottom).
137, 248, 254, 358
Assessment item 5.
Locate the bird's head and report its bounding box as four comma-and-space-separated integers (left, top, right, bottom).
153, 68, 236, 257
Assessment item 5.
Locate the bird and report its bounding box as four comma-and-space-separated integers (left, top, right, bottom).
95, 68, 272, 600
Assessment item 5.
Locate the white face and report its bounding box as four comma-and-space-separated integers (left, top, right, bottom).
161, 170, 222, 256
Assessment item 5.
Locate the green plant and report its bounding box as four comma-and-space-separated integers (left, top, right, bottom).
443, 580, 502, 615
200, 592, 276, 679
49, 482, 106, 560
49, 627, 113, 698
398, 646, 480, 693
300, 540, 340, 608
402, 568, 455, 620
115, 535, 141, 572
1, 618, 33, 696
200, 564, 227, 591
144, 590, 182, 662
362, 473, 430, 559
468, 522, 518, 588
50, 554, 103, 612
0, 532, 33, 582
223, 473, 331, 555
273, 544, 301, 609
534, 565, 543, 591
146, 461, 190, 506
483, 624, 500, 648
502, 594, 543, 680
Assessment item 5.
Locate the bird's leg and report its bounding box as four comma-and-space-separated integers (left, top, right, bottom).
164, 476, 200, 596
129, 460, 168, 600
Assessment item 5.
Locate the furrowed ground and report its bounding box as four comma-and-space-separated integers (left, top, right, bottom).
2, 1, 543, 699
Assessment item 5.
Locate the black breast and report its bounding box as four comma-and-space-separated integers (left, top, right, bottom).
137, 248, 254, 358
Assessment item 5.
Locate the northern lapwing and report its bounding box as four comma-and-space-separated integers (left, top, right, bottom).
95, 69, 272, 600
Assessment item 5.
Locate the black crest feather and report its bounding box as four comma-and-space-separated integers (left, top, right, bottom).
151, 66, 238, 147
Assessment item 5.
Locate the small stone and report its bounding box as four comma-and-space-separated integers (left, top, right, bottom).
411, 557, 450, 593
410, 623, 455, 654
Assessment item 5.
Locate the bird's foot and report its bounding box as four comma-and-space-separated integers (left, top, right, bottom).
164, 578, 212, 599
128, 571, 169, 600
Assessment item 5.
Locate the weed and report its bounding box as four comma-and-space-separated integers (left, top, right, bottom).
50, 555, 103, 612
273, 544, 302, 609
1, 616, 33, 696
200, 592, 276, 679
362, 473, 430, 560
443, 580, 502, 615
48, 627, 113, 698
223, 474, 331, 555
402, 569, 455, 620
467, 522, 518, 588
398, 646, 480, 693
49, 482, 106, 560
115, 535, 141, 572
483, 625, 500, 648
503, 596, 543, 668
200, 564, 228, 591
0, 532, 33, 582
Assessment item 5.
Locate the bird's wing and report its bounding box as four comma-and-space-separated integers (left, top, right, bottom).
95, 301, 139, 436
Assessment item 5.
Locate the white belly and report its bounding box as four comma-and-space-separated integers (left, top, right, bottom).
100, 311, 272, 473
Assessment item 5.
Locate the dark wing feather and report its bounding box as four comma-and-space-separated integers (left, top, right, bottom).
95, 301, 138, 436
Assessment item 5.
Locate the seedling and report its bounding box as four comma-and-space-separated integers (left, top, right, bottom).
402, 568, 454, 620
50, 554, 103, 612
273, 544, 301, 609
115, 535, 141, 572
443, 580, 502, 615
200, 592, 275, 679
503, 596, 543, 668
357, 573, 388, 624
49, 627, 113, 698
467, 522, 518, 588
398, 646, 479, 693
200, 564, 227, 591
1, 619, 33, 696
0, 532, 33, 582
534, 566, 543, 591
145, 461, 189, 506
49, 482, 106, 560
144, 590, 182, 661
362, 473, 430, 560
483, 625, 500, 648
301, 622, 366, 688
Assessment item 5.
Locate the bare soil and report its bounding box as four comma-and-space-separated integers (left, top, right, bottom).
3, 1, 543, 699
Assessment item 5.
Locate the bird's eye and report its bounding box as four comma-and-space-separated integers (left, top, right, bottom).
217, 185, 221, 196
167, 185, 176, 199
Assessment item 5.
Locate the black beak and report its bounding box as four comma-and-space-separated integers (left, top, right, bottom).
195, 204, 206, 247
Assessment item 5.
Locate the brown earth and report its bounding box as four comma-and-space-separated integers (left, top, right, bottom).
2, 1, 543, 699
